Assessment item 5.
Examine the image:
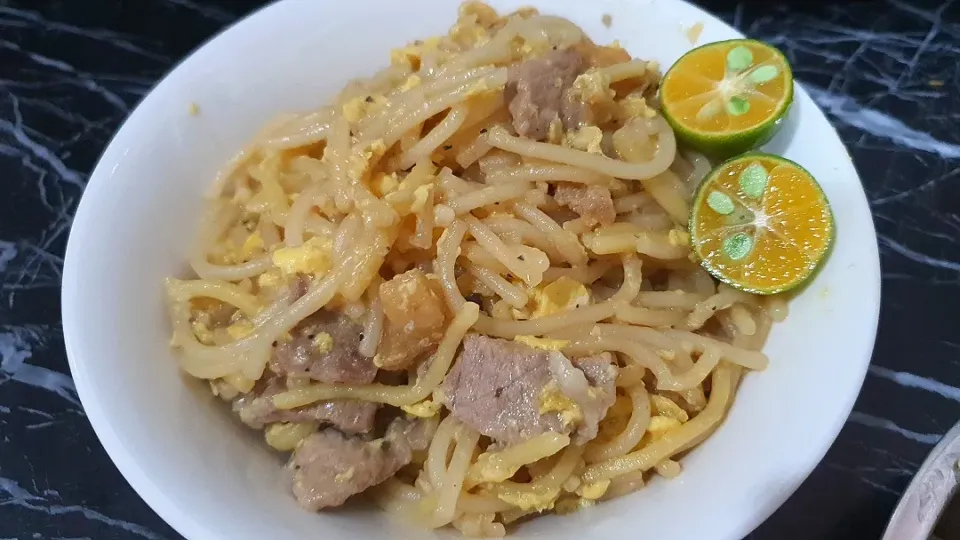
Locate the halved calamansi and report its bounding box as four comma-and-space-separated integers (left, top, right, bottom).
689, 153, 834, 295
660, 39, 794, 159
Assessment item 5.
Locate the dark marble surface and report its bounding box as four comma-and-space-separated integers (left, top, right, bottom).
0, 0, 956, 538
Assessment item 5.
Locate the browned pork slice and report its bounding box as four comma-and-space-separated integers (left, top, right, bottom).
232, 377, 377, 434
289, 416, 433, 510
505, 48, 586, 141
270, 310, 377, 384
375, 269, 447, 371
553, 183, 616, 227
442, 334, 617, 445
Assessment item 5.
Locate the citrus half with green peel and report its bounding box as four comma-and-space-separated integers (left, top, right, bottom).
660, 39, 794, 159
689, 153, 834, 295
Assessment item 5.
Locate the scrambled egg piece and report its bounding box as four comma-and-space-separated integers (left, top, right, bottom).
311, 332, 333, 354
385, 183, 435, 216
411, 184, 433, 213
608, 178, 629, 197
257, 270, 283, 291
471, 453, 516, 484
685, 22, 704, 45
563, 126, 604, 154
344, 94, 387, 123
271, 236, 333, 276
647, 415, 683, 440
619, 92, 657, 120
467, 79, 501, 99
371, 172, 400, 198
390, 37, 442, 70
399, 74, 422, 92
191, 320, 215, 345
345, 139, 387, 183
209, 379, 239, 401
547, 118, 564, 145
520, 40, 552, 59
529, 277, 591, 319
211, 241, 245, 265
226, 320, 255, 340
577, 479, 611, 500
539, 381, 582, 428
514, 335, 569, 351
240, 231, 264, 259
491, 300, 514, 320
401, 398, 442, 418
650, 395, 689, 422
573, 70, 615, 104
342, 96, 370, 123
450, 17, 491, 48
668, 229, 690, 247
496, 486, 561, 512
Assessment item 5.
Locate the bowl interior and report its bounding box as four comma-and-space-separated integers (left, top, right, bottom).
62, 1, 881, 539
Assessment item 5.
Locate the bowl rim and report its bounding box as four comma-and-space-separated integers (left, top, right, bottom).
61, 1, 882, 539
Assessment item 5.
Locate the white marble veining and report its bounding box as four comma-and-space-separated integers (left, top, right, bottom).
0, 477, 166, 540
849, 412, 943, 445
0, 327, 79, 406
870, 365, 960, 403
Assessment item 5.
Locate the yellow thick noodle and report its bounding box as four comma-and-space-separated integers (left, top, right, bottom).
163, 3, 784, 536
581, 363, 740, 484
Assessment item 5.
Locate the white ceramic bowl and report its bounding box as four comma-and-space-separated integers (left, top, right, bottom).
62, 0, 881, 538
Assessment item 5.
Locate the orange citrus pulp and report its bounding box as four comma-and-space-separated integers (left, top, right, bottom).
689, 154, 834, 294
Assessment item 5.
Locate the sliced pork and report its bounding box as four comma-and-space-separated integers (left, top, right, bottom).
505, 48, 586, 140
553, 183, 616, 227
232, 377, 377, 434
270, 310, 378, 384
288, 416, 433, 510
442, 334, 617, 445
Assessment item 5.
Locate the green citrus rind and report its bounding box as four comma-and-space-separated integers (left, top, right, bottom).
688, 153, 835, 295
660, 39, 795, 161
